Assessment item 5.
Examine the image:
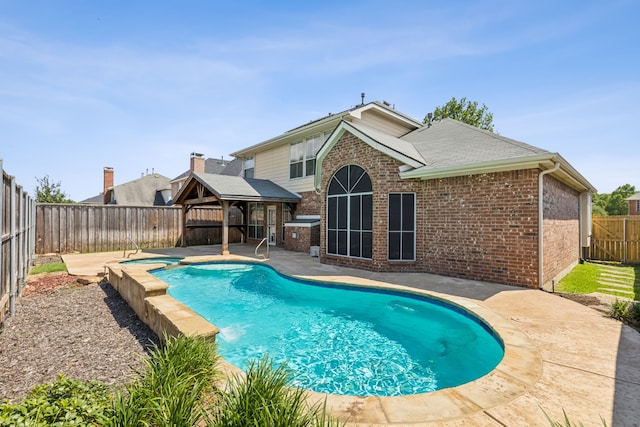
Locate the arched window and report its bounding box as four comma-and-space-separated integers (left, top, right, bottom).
326, 165, 372, 259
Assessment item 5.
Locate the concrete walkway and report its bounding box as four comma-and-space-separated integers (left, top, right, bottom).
62, 245, 640, 426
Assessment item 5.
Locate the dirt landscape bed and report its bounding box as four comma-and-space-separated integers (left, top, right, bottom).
0, 271, 158, 402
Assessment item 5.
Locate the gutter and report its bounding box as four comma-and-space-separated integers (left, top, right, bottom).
538, 162, 561, 290
399, 153, 557, 180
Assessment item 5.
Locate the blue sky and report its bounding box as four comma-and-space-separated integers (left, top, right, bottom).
1, 0, 638, 201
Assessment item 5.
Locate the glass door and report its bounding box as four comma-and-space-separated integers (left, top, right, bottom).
267, 205, 277, 246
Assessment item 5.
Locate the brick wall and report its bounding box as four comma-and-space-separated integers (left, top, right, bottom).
296, 191, 321, 216
318, 130, 568, 288
284, 224, 320, 253
542, 175, 580, 287
420, 171, 539, 288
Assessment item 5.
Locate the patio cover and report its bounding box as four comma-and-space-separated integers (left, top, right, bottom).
173, 172, 301, 254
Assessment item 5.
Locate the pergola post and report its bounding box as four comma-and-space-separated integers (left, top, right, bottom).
181, 205, 188, 247
221, 200, 230, 255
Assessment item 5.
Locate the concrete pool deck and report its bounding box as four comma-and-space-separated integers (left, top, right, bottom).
62, 244, 640, 426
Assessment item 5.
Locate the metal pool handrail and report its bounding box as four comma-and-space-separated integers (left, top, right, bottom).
124, 236, 140, 258
255, 237, 269, 259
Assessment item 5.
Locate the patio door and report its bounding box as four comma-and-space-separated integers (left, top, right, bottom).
267, 205, 277, 246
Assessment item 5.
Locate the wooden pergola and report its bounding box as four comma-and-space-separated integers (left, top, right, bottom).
172, 173, 301, 254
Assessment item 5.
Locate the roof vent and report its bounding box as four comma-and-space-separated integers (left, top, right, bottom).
360, 92, 365, 105
426, 112, 433, 128
382, 100, 391, 106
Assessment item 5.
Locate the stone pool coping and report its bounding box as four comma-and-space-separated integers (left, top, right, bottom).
106, 253, 542, 426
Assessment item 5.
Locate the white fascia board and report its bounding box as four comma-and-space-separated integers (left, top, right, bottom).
399, 153, 558, 181
350, 103, 422, 127
398, 152, 595, 193
551, 153, 597, 193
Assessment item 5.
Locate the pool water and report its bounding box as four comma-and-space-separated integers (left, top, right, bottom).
121, 257, 183, 266
154, 262, 504, 397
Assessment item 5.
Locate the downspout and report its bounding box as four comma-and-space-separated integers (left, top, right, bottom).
538, 162, 561, 290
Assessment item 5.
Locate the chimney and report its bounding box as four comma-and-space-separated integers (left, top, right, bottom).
190, 152, 205, 174
103, 167, 114, 204
103, 167, 114, 195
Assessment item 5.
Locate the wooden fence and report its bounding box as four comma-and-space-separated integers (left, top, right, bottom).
1, 161, 36, 324
590, 216, 640, 263
36, 204, 242, 254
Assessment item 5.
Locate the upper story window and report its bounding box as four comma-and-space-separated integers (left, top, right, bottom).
289, 132, 331, 179
244, 157, 255, 179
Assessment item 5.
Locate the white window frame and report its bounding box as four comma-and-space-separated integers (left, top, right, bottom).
289, 131, 331, 180
248, 202, 264, 239
282, 203, 292, 241
244, 157, 255, 179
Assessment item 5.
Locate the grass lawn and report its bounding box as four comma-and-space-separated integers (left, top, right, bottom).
29, 262, 67, 275
557, 261, 639, 301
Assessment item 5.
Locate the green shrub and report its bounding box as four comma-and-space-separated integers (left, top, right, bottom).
209, 356, 343, 427
608, 299, 640, 327
542, 407, 607, 426
608, 299, 631, 321
0, 375, 112, 426
625, 301, 640, 325
110, 333, 219, 427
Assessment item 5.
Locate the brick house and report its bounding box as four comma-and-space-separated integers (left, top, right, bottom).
182, 100, 594, 289
626, 193, 640, 215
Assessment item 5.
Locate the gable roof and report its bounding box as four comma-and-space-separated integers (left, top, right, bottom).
316, 117, 595, 193
626, 192, 640, 201
174, 172, 301, 205
109, 173, 171, 206
317, 120, 427, 170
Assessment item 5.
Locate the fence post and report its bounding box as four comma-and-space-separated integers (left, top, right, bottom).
0, 160, 4, 319
623, 217, 627, 264
17, 185, 24, 295
9, 176, 17, 315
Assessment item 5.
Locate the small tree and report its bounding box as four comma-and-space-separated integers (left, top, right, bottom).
427, 97, 495, 132
608, 184, 636, 215
592, 184, 636, 216
35, 175, 73, 203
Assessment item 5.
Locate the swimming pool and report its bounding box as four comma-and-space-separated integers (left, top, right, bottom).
153, 262, 504, 397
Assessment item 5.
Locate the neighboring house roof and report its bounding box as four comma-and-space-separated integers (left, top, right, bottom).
230, 101, 421, 158
316, 117, 596, 193
174, 172, 301, 205
78, 194, 104, 204
626, 192, 640, 201
171, 157, 241, 182
109, 173, 171, 206
219, 158, 243, 176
